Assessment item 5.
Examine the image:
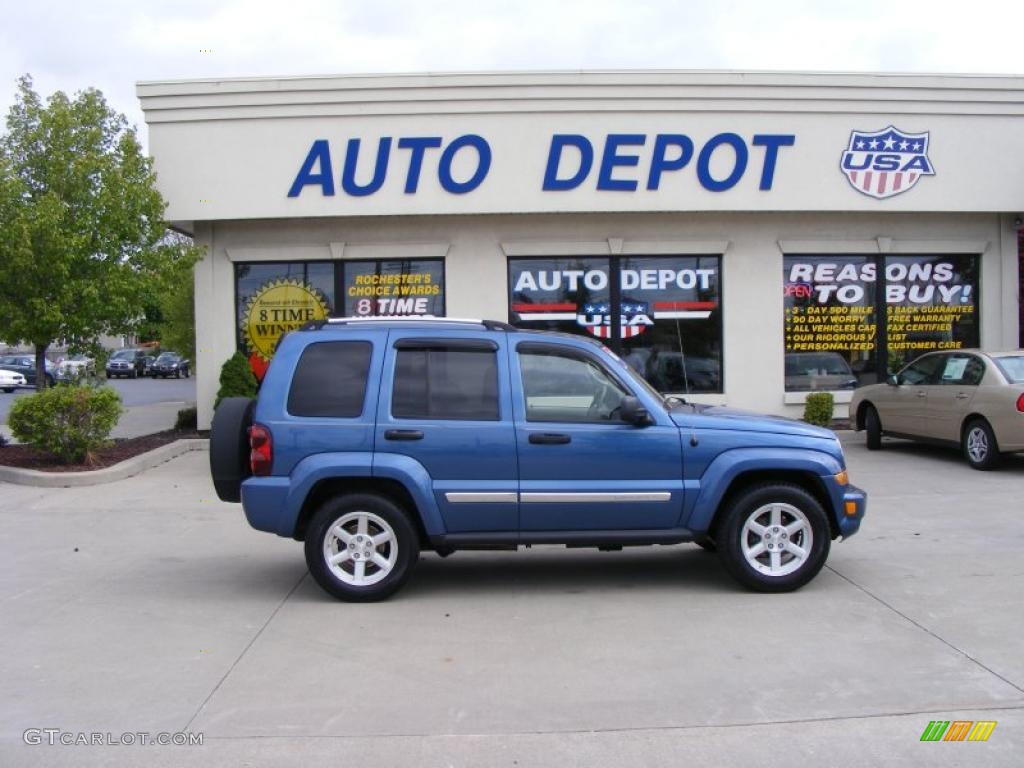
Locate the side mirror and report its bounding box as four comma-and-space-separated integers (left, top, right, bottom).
619, 395, 651, 426
887, 374, 901, 386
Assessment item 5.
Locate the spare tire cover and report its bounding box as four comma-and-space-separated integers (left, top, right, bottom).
210, 397, 256, 502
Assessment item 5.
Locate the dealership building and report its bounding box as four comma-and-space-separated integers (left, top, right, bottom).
137, 71, 1024, 429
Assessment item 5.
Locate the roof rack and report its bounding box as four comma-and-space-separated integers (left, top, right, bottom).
299, 317, 516, 332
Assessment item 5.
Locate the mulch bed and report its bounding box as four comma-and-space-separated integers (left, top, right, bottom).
0, 430, 207, 472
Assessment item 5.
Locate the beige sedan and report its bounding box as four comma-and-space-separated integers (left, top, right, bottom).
850, 350, 1024, 470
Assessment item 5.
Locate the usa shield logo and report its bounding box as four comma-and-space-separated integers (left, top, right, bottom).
840, 126, 935, 199
577, 301, 653, 339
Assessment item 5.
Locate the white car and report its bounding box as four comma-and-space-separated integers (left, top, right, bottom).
0, 368, 27, 392
57, 354, 95, 380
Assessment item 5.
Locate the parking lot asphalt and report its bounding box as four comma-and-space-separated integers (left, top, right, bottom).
1, 434, 1022, 766
0, 376, 196, 425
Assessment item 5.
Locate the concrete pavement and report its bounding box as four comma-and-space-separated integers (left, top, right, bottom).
0, 437, 1022, 766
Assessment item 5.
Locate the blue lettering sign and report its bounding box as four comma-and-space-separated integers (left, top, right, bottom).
438, 134, 492, 194
397, 137, 443, 193
543, 135, 594, 191
341, 137, 391, 197
597, 134, 645, 191
647, 135, 694, 190
696, 133, 747, 192
752, 134, 795, 190
288, 139, 335, 197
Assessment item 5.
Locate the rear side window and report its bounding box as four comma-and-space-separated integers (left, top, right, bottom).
392, 348, 499, 421
288, 341, 372, 417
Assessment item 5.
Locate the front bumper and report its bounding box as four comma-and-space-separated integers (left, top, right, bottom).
836, 483, 867, 538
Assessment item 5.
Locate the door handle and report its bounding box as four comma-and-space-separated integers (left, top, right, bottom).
955, 392, 970, 400
529, 433, 571, 445
384, 429, 424, 441
914, 391, 926, 398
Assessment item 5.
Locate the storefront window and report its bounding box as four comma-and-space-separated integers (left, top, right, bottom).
342, 259, 445, 317
782, 254, 980, 391
783, 256, 876, 391
235, 258, 446, 380
236, 261, 335, 379
884, 255, 979, 371
509, 256, 723, 394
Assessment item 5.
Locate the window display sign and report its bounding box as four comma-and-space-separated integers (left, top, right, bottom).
509, 256, 722, 393
343, 260, 444, 317
783, 254, 979, 391
236, 262, 335, 380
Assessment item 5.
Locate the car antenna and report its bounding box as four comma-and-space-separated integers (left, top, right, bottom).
675, 317, 698, 447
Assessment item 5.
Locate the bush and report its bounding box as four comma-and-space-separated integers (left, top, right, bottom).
215, 352, 258, 409
8, 385, 123, 464
175, 406, 197, 431
803, 392, 835, 427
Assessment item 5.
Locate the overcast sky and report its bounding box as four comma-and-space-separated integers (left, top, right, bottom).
2, 0, 1022, 144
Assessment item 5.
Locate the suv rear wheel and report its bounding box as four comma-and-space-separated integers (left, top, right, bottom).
305, 494, 419, 602
718, 483, 830, 592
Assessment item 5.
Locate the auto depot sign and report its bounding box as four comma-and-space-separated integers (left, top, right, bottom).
287, 132, 797, 198
139, 73, 1024, 221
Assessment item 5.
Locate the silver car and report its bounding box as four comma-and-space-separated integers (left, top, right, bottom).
850, 350, 1024, 470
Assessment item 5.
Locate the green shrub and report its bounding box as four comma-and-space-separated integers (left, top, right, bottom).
175, 406, 198, 431
803, 392, 835, 427
8, 385, 123, 464
215, 352, 258, 408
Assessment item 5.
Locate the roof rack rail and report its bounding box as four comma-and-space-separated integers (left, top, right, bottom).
296, 316, 517, 331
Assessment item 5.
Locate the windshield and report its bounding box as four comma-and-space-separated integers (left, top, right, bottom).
111, 350, 134, 360
994, 355, 1024, 383
156, 354, 178, 363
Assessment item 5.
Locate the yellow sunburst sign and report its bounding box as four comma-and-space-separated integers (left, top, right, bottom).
242, 279, 330, 362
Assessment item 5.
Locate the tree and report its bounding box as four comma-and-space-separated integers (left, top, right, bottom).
0, 75, 200, 389
158, 234, 197, 364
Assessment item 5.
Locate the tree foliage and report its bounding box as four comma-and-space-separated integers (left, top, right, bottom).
8, 385, 123, 464
0, 75, 200, 388
157, 231, 197, 364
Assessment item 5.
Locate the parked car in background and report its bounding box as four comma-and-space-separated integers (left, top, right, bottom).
56, 353, 96, 381
785, 352, 858, 391
105, 349, 148, 379
0, 369, 27, 392
141, 354, 157, 377
0, 355, 56, 387
851, 350, 1024, 470
150, 352, 190, 378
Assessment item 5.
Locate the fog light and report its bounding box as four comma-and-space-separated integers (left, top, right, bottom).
844, 500, 858, 516
834, 470, 849, 486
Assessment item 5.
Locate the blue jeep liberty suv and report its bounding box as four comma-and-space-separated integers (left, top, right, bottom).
210, 317, 866, 601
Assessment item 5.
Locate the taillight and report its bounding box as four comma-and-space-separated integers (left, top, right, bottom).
1017, 392, 1024, 413
249, 424, 272, 476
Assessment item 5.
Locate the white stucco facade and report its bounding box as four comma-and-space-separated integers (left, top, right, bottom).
137, 71, 1024, 429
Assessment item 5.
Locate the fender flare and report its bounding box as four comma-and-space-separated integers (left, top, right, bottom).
686, 447, 844, 533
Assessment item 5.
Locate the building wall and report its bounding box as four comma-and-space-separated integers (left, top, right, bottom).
192, 210, 1016, 428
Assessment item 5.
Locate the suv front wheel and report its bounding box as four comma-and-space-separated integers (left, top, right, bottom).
305, 494, 419, 602
718, 484, 831, 592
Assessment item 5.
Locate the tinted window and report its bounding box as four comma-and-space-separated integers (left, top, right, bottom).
519, 349, 629, 423
392, 348, 499, 421
288, 341, 372, 417
900, 354, 944, 385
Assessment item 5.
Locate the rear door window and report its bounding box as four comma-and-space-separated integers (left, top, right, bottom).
392, 343, 499, 421
288, 341, 372, 417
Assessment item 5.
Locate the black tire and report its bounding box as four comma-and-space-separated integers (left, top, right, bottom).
718, 483, 831, 593
3, 387, 13, 393
209, 397, 256, 502
962, 418, 1000, 471
864, 404, 882, 451
305, 494, 419, 602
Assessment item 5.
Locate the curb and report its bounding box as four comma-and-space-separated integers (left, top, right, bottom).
0, 439, 208, 488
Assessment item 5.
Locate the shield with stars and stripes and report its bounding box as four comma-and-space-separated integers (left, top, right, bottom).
839, 126, 934, 200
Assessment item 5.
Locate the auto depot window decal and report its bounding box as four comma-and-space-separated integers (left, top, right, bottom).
508, 256, 722, 394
